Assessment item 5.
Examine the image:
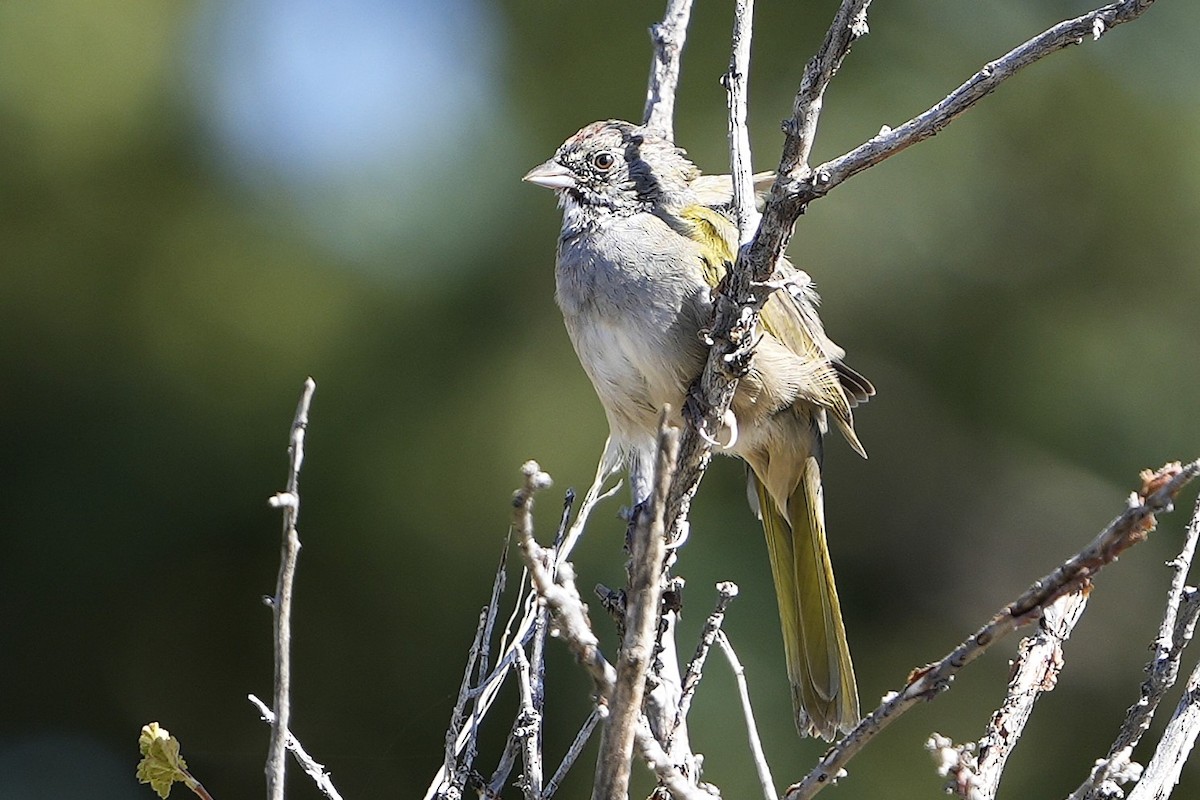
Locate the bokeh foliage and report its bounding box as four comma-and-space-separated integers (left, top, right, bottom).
1, 1, 1198, 798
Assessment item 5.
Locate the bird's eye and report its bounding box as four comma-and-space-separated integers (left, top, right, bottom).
591, 152, 616, 171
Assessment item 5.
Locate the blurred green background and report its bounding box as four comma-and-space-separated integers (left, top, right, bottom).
2, 1, 1198, 798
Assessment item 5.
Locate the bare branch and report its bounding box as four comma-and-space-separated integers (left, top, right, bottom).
724, 0, 758, 245
969, 590, 1091, 798
249, 694, 343, 800
786, 461, 1200, 800
665, 0, 875, 542
674, 582, 739, 736
646, 585, 697, 770
528, 607, 549, 792
265, 377, 316, 800
426, 551, 549, 798
715, 631, 775, 800
634, 716, 720, 800
440, 606, 489, 794
786, 0, 1159, 210
446, 543, 514, 793
478, 537, 510, 683
594, 420, 678, 800
514, 648, 544, 799
1074, 495, 1200, 800
487, 733, 522, 800
781, 0, 872, 175
513, 462, 617, 700
1128, 657, 1200, 800
511, 456, 713, 800
544, 710, 602, 799
643, 0, 695, 142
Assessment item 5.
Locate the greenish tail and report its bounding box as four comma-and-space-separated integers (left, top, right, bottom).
755, 457, 859, 740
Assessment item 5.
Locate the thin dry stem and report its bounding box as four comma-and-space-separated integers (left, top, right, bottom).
673, 582, 739, 737
544, 710, 603, 798
715, 630, 775, 800
265, 377, 315, 800
511, 459, 712, 800
250, 694, 343, 800
1128, 658, 1200, 800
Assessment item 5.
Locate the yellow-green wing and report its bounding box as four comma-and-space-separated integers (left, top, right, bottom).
676, 204, 867, 455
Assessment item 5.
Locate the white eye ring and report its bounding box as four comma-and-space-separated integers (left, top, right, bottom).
591, 152, 616, 171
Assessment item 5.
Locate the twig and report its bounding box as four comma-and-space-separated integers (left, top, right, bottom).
249, 694, 343, 800
594, 420, 678, 800
967, 589, 1091, 799
511, 459, 713, 800
780, 0, 871, 176
514, 648, 544, 800
530, 516, 554, 796
779, 0, 1159, 213
425, 557, 542, 799
635, 716, 720, 800
514, 461, 616, 699
555, 443, 623, 573
264, 377, 315, 800
544, 709, 603, 799
724, 0, 758, 245
498, 565, 535, 662
643, 0, 695, 142
436, 607, 490, 797
478, 537, 510, 684
674, 582, 739, 736
729, 0, 873, 292
1074, 495, 1200, 800
786, 461, 1200, 800
646, 578, 692, 764
553, 489, 576, 549
487, 732, 522, 800
462, 543, 515, 785
715, 631, 775, 800
529, 604, 549, 788
1128, 658, 1200, 800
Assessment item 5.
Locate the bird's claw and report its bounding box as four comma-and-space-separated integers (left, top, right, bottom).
667, 519, 690, 550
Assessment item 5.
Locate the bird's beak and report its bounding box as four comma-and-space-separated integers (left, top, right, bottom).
523, 159, 576, 191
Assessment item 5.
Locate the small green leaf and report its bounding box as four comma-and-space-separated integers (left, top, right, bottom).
136, 723, 190, 799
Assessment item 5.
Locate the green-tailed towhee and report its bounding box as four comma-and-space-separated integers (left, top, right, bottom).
524, 119, 873, 740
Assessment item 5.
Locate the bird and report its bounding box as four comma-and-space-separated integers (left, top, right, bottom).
523, 119, 873, 739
